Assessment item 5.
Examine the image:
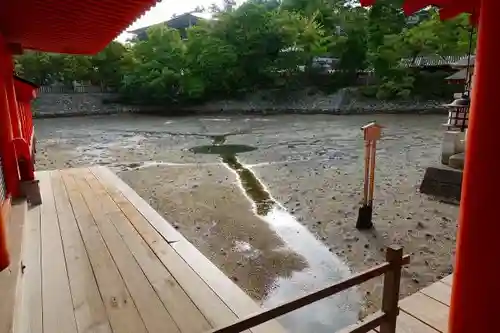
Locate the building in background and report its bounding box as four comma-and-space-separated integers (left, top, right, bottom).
128, 12, 210, 40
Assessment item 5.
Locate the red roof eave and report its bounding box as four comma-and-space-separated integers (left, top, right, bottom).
0, 0, 158, 55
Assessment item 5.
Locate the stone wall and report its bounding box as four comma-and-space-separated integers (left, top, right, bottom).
32, 92, 137, 118
32, 89, 449, 118
181, 88, 448, 115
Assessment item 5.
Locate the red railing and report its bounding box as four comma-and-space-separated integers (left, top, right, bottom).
17, 102, 34, 153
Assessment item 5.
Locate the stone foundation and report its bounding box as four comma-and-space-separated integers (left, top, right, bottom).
420, 166, 463, 201
441, 130, 465, 165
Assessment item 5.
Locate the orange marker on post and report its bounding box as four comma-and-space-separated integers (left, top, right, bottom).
357, 122, 382, 229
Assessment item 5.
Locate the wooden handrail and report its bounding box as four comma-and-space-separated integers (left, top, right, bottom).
209, 245, 410, 333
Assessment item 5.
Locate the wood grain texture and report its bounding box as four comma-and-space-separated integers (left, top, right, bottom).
62, 171, 148, 333
400, 293, 449, 333
419, 282, 451, 306
87, 170, 212, 333
51, 171, 112, 333
13, 201, 42, 333
395, 312, 440, 333
91, 167, 241, 330
1, 200, 25, 333
39, 171, 78, 333
75, 169, 181, 333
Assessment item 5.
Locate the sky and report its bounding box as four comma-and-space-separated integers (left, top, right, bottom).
116, 0, 239, 42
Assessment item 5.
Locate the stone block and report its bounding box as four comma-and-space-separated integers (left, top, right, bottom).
420, 165, 463, 201
449, 152, 465, 170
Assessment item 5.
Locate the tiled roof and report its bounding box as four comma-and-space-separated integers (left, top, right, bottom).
400, 55, 474, 68
128, 12, 210, 35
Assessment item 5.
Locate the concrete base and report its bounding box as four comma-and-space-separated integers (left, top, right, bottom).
449, 152, 465, 170
441, 131, 465, 165
420, 165, 463, 201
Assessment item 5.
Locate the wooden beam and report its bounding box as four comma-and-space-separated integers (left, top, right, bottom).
7, 43, 23, 55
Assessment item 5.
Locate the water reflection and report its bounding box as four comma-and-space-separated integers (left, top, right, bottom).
190, 135, 361, 333
221, 155, 274, 216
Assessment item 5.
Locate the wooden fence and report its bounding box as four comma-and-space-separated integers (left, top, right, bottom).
38, 85, 116, 94
210, 246, 410, 333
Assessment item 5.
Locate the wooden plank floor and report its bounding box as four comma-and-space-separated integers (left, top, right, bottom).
0, 200, 26, 333
372, 275, 453, 333
13, 166, 286, 333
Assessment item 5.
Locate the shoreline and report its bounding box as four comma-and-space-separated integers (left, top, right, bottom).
32, 106, 448, 119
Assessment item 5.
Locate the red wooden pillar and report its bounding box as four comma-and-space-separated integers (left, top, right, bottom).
5, 73, 21, 139
0, 35, 15, 270
448, 0, 500, 331
0, 54, 19, 198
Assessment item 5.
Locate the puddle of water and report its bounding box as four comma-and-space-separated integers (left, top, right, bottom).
190, 136, 361, 333
222, 155, 274, 215
224, 161, 360, 333
260, 207, 360, 332
189, 144, 257, 155
200, 118, 231, 122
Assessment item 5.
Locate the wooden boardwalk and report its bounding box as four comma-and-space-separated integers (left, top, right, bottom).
9, 166, 285, 333
372, 275, 452, 333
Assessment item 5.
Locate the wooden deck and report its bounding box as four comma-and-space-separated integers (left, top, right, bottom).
8, 166, 285, 333
373, 275, 452, 333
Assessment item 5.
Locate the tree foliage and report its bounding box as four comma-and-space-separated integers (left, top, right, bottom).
16, 41, 130, 87
15, 0, 476, 102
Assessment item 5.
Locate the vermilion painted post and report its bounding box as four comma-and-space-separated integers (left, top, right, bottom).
5, 74, 21, 139
0, 38, 19, 198
448, 0, 500, 332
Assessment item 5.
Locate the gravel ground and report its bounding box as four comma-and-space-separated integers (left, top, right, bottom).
34, 114, 458, 332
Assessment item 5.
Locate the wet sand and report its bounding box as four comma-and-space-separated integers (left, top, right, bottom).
34, 114, 458, 332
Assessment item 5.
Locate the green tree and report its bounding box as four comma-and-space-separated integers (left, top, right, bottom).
122, 26, 187, 103
90, 41, 131, 88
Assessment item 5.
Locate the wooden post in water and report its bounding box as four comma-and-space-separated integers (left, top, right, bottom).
357, 122, 382, 229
